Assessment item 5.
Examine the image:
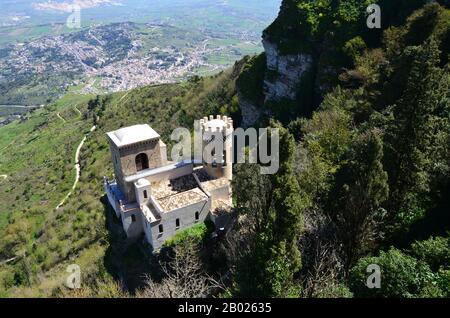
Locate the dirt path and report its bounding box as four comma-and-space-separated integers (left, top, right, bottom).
73, 105, 82, 117
55, 90, 130, 210
0, 138, 17, 153
56, 112, 66, 123
55, 125, 96, 210
119, 91, 130, 103
0, 174, 7, 182
0, 105, 40, 109
0, 255, 20, 265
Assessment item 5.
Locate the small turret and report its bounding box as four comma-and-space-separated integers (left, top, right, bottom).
134, 178, 151, 207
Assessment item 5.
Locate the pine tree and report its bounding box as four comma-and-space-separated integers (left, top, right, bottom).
270, 122, 306, 272
383, 39, 443, 229
330, 129, 389, 272
262, 122, 308, 296
232, 123, 307, 297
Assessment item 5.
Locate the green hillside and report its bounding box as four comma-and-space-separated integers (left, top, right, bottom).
0, 1, 449, 298
0, 64, 243, 296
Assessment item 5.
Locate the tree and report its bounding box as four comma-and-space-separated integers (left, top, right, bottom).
232, 163, 273, 235
246, 123, 306, 297
349, 247, 434, 298
329, 129, 389, 273
231, 123, 307, 297
229, 162, 273, 297
137, 238, 217, 298
270, 122, 306, 273
383, 39, 444, 229
410, 236, 450, 271
265, 241, 301, 298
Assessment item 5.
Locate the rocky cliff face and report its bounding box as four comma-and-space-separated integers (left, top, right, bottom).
236, 0, 370, 123
238, 92, 261, 128
236, 0, 446, 125
237, 0, 318, 123
262, 37, 313, 103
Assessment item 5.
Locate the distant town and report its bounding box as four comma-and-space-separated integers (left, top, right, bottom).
0, 22, 262, 107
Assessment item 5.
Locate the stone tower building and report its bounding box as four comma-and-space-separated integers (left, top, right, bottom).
196, 115, 233, 181
107, 125, 167, 202
104, 116, 233, 251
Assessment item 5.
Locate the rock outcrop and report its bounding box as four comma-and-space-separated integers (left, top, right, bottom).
238, 92, 261, 128
262, 38, 313, 103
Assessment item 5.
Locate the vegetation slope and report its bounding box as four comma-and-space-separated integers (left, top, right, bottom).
0, 0, 449, 298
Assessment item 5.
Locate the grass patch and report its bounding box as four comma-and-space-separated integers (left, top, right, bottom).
163, 222, 212, 247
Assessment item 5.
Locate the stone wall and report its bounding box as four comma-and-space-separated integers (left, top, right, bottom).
148, 197, 211, 250
144, 163, 193, 183
109, 137, 165, 202
209, 184, 232, 208
122, 207, 144, 239
118, 138, 163, 175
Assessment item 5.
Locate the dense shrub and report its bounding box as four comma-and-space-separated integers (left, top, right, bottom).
349, 248, 435, 298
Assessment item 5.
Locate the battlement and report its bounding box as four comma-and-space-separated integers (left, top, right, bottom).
198, 115, 234, 141
195, 115, 233, 181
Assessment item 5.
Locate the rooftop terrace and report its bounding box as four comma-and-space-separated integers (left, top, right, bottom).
151, 173, 199, 199
151, 173, 208, 212
157, 188, 208, 212
194, 168, 230, 193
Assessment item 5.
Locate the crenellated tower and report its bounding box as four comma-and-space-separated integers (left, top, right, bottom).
196, 115, 233, 180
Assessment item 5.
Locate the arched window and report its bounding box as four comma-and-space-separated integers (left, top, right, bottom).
143, 190, 148, 199
135, 153, 149, 172
195, 211, 200, 222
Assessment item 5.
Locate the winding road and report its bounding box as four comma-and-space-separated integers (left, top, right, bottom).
55, 91, 131, 210
73, 106, 82, 117
0, 105, 41, 109
56, 112, 66, 123
55, 125, 96, 210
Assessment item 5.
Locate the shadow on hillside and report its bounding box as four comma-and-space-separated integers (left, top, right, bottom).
392, 185, 450, 248
100, 195, 158, 294
99, 196, 233, 295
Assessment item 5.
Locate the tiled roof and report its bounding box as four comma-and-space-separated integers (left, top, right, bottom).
157, 188, 208, 212
194, 167, 230, 192
212, 199, 233, 217
151, 173, 199, 199
150, 173, 208, 212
